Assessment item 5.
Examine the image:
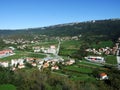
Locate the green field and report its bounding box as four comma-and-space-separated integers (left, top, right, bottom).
57, 65, 95, 81
64, 65, 93, 74
0, 51, 46, 61
61, 40, 82, 49
59, 49, 76, 56
91, 40, 114, 49
0, 84, 16, 90
59, 40, 82, 56
27, 53, 46, 58
29, 41, 58, 48
54, 63, 94, 81
54, 59, 107, 81
76, 60, 103, 68
105, 55, 117, 65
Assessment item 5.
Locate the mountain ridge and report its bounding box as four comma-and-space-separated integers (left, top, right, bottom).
0, 18, 120, 41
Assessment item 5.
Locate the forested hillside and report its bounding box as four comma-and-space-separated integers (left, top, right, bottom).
0, 19, 120, 41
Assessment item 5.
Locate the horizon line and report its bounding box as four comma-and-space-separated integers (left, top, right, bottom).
0, 18, 119, 30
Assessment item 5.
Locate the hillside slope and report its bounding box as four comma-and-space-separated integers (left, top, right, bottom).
0, 19, 120, 40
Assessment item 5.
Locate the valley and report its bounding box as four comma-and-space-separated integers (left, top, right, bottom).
0, 19, 120, 90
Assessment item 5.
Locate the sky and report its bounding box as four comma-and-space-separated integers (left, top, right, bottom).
0, 0, 120, 29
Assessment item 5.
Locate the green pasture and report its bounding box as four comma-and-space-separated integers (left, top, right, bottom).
0, 84, 16, 90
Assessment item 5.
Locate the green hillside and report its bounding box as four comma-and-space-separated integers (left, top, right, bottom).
0, 19, 120, 41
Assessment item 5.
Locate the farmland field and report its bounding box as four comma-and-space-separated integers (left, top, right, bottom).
0, 84, 16, 90
0, 51, 46, 61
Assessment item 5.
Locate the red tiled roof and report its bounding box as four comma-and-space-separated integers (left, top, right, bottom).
100, 73, 107, 76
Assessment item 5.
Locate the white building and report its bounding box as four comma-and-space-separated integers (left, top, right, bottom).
85, 56, 105, 63
51, 66, 59, 70
18, 65, 25, 69
41, 45, 56, 54
0, 49, 14, 58
11, 59, 24, 67
0, 62, 9, 67
100, 73, 108, 80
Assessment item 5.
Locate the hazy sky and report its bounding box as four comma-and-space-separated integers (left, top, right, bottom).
0, 0, 120, 29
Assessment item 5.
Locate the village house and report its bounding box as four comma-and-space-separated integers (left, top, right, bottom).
32, 63, 37, 67
112, 47, 117, 55
71, 36, 79, 40
32, 46, 41, 53
37, 60, 44, 65
65, 59, 75, 65
26, 57, 34, 63
11, 59, 18, 67
37, 65, 42, 70
0, 62, 9, 67
9, 46, 15, 50
51, 65, 59, 70
17, 45, 26, 50
12, 67, 16, 71
0, 49, 14, 58
99, 73, 108, 80
11, 59, 24, 67
43, 62, 49, 68
86, 46, 118, 55
18, 64, 25, 69
42, 45, 56, 54
34, 49, 41, 53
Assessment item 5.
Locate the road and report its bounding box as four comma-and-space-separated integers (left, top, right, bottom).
56, 38, 61, 55
116, 48, 120, 70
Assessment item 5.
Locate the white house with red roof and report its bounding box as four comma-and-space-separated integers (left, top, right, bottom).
99, 73, 108, 80
0, 49, 14, 58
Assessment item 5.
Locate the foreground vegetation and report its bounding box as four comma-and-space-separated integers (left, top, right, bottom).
0, 84, 16, 90
0, 65, 120, 90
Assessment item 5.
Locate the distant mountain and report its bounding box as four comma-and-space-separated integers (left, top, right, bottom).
0, 19, 120, 40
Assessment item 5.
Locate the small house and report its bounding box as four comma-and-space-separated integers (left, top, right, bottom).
99, 73, 108, 80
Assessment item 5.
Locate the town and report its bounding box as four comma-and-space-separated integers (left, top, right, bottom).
0, 36, 120, 82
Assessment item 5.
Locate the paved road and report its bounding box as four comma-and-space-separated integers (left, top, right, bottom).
116, 48, 120, 70
56, 38, 61, 55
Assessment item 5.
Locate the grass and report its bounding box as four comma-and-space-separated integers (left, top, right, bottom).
29, 41, 58, 48
61, 40, 82, 49
59, 40, 83, 56
71, 75, 96, 81
0, 51, 46, 61
105, 55, 117, 65
27, 53, 46, 58
54, 68, 94, 81
58, 65, 95, 81
54, 60, 106, 81
0, 54, 24, 61
78, 61, 99, 66
59, 49, 76, 56
64, 65, 92, 74
91, 40, 114, 49
0, 84, 16, 90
